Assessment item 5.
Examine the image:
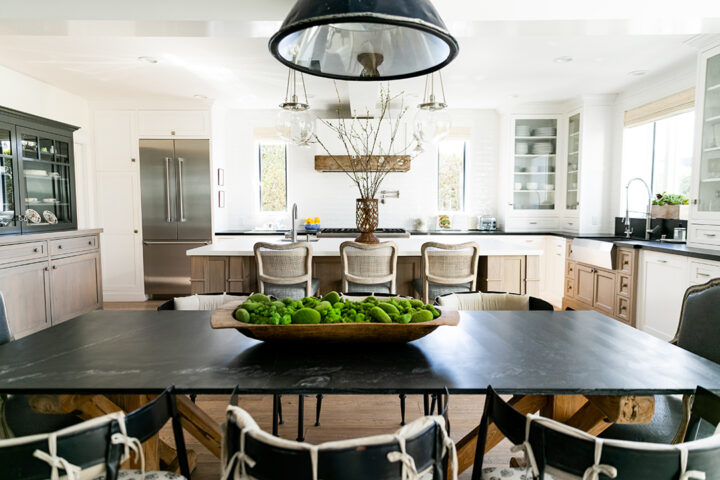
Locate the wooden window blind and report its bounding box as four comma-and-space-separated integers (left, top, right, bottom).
624, 88, 695, 128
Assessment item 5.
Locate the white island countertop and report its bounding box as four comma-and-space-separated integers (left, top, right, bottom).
186, 235, 545, 257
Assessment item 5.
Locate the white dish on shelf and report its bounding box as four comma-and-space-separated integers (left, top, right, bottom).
42, 210, 58, 224
515, 142, 528, 154
48, 172, 61, 178
25, 169, 47, 177
43, 198, 56, 203
25, 208, 41, 224
516, 125, 531, 136
526, 182, 539, 190
25, 197, 38, 203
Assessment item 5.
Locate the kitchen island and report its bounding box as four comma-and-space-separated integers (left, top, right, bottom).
187, 234, 544, 297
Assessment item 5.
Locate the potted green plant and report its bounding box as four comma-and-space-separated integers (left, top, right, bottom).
651, 192, 689, 219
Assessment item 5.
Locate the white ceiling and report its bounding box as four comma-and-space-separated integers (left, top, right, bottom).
0, 1, 719, 110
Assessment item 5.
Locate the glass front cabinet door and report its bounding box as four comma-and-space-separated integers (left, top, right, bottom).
697, 50, 720, 214
17, 127, 76, 231
512, 118, 558, 211
0, 123, 19, 233
566, 113, 581, 211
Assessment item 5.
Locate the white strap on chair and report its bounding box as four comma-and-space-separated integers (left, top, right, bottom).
221, 429, 257, 480
33, 432, 82, 480
387, 434, 419, 480
582, 439, 617, 480
310, 445, 319, 480
677, 444, 706, 480
510, 413, 540, 478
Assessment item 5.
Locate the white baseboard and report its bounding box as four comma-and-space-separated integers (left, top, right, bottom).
102, 291, 148, 302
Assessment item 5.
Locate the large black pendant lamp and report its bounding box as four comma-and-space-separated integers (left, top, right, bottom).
269, 0, 459, 81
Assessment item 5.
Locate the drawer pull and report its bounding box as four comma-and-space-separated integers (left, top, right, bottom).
88, 240, 93, 245
621, 305, 627, 311
697, 272, 710, 277
33, 247, 38, 253
657, 259, 667, 263
57, 245, 62, 249
529, 221, 538, 225
704, 233, 717, 237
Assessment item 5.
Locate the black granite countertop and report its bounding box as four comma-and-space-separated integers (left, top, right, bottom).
216, 229, 316, 236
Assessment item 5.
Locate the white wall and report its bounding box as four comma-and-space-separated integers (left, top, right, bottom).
0, 65, 92, 227
213, 108, 500, 231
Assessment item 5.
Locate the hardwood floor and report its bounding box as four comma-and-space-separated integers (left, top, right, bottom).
105, 301, 514, 479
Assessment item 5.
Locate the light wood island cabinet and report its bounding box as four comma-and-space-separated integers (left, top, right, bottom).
0, 229, 103, 338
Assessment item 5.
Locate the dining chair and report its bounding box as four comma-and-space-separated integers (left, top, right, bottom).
222, 390, 457, 480
435, 291, 554, 311
0, 291, 80, 439
602, 277, 720, 444
474, 386, 720, 480
340, 241, 398, 294
254, 242, 319, 299
413, 242, 480, 304
123, 386, 191, 479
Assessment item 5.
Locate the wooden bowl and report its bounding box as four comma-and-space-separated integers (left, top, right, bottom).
210, 301, 459, 343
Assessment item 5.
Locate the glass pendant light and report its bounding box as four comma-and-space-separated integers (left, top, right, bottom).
269, 0, 459, 81
413, 72, 451, 144
275, 69, 315, 145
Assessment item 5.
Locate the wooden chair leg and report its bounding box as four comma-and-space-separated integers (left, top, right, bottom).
272, 394, 280, 436
315, 394, 323, 427
399, 394, 407, 425
297, 395, 305, 442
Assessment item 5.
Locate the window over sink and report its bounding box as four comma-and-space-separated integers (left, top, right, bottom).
621, 110, 694, 214
258, 143, 287, 212
437, 140, 466, 212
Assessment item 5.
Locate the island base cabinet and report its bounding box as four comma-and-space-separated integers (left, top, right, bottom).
639, 252, 689, 340
481, 256, 539, 295
50, 252, 103, 325
0, 261, 51, 338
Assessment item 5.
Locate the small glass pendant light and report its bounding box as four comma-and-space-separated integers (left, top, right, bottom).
413, 71, 451, 144
275, 69, 315, 145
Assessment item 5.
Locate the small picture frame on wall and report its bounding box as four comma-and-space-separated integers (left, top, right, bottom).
217, 168, 225, 186
218, 190, 225, 208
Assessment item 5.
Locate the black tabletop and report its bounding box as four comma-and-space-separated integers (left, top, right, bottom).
1, 310, 719, 396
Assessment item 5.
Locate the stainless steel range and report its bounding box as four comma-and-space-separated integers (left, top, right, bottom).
317, 228, 410, 238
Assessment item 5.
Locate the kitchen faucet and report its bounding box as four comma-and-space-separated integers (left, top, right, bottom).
290, 203, 298, 243
624, 177, 660, 240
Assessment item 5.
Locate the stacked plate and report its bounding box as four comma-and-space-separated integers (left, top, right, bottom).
516, 125, 531, 136
531, 142, 555, 155
533, 126, 556, 137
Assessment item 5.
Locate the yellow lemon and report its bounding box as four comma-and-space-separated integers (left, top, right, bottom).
314, 217, 320, 224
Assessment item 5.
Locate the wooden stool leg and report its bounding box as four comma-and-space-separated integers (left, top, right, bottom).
315, 394, 323, 427
399, 394, 407, 425
297, 395, 305, 442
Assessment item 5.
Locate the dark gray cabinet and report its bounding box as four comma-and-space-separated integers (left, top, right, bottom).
0, 107, 79, 235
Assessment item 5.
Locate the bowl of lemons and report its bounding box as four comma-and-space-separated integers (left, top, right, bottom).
304, 217, 321, 232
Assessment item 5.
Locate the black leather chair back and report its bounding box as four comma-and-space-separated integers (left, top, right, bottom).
473, 386, 720, 480
0, 291, 12, 345
675, 279, 720, 364
0, 414, 124, 480
124, 386, 190, 478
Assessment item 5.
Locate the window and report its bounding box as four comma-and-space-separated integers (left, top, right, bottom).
259, 143, 287, 212
438, 140, 466, 211
622, 111, 694, 213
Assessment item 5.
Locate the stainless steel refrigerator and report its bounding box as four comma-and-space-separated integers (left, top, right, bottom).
140, 139, 211, 296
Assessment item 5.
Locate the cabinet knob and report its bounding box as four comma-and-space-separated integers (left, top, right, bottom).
134, 229, 139, 234
52, 265, 57, 270
693, 199, 698, 205
57, 245, 62, 249
33, 247, 38, 253
131, 158, 136, 163
88, 240, 92, 245
44, 266, 49, 271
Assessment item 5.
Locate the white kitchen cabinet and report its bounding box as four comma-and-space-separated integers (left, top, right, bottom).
689, 43, 720, 249
638, 251, 689, 341
93, 110, 145, 301
688, 258, 720, 285
542, 236, 566, 307
137, 110, 210, 138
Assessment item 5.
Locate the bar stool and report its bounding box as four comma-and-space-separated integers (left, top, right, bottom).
254, 241, 320, 299
340, 241, 398, 294
412, 241, 480, 304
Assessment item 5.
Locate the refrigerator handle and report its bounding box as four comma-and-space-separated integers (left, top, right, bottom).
177, 157, 186, 222
164, 157, 172, 222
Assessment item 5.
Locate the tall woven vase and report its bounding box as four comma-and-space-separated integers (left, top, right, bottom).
356, 198, 379, 244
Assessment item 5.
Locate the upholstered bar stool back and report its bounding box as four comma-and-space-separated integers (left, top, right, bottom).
254, 242, 319, 299
414, 242, 480, 304
340, 241, 398, 294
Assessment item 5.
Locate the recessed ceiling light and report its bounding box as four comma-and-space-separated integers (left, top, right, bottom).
193, 94, 208, 100
137, 56, 158, 64
628, 70, 648, 76
553, 56, 573, 64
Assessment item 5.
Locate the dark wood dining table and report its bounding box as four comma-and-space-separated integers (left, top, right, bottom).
2, 309, 720, 473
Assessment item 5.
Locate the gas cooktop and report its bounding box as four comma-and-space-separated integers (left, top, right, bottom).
317, 228, 410, 238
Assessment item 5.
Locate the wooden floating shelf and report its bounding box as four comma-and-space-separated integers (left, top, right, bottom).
314, 155, 411, 172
